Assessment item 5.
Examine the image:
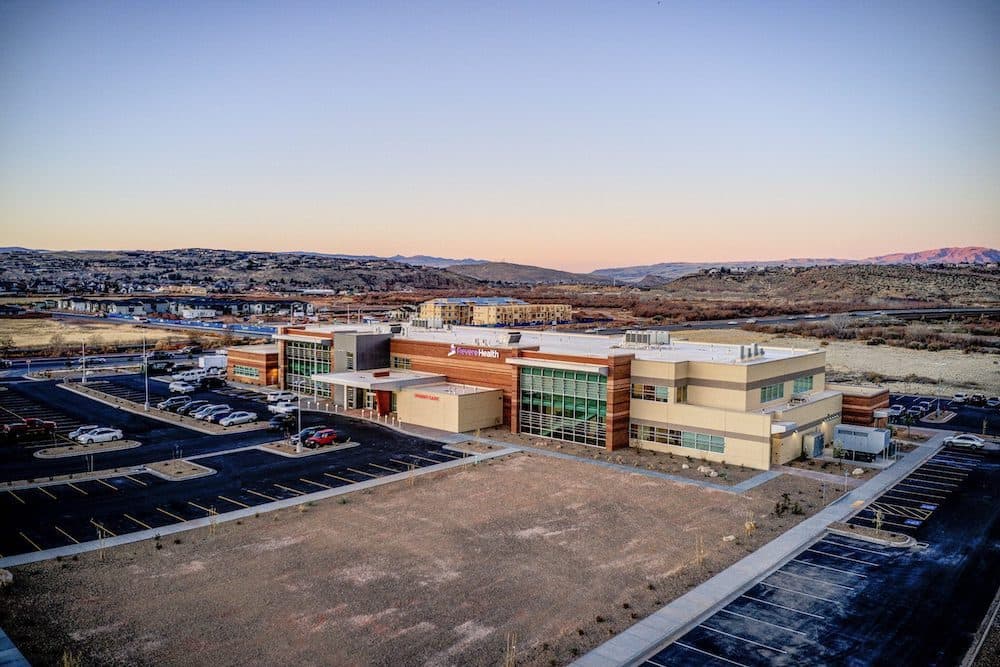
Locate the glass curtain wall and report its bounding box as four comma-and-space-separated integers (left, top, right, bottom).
285, 340, 331, 397
519, 366, 607, 447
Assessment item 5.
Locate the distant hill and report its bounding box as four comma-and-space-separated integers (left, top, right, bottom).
290, 252, 488, 268
0, 247, 45, 254
592, 246, 999, 283
0, 248, 484, 294
866, 246, 1000, 265
447, 261, 612, 285
658, 264, 1000, 306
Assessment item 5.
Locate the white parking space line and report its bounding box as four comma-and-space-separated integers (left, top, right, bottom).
907, 475, 957, 487
740, 595, 825, 619
888, 487, 945, 500
817, 539, 889, 559
718, 608, 808, 636
699, 624, 788, 654
897, 481, 955, 494
672, 642, 750, 667
759, 581, 840, 604
791, 559, 867, 578
771, 568, 855, 590
807, 548, 880, 567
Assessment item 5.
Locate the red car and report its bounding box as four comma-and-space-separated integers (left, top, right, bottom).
305, 429, 345, 447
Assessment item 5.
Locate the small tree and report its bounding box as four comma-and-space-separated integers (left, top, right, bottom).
49, 333, 67, 357
0, 333, 14, 357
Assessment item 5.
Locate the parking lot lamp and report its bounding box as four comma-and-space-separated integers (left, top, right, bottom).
296, 381, 304, 454
81, 341, 86, 385
143, 336, 150, 411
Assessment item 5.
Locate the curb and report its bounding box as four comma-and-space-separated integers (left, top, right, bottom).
0, 446, 519, 569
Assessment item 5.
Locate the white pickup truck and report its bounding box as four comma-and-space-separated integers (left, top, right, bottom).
268, 401, 298, 415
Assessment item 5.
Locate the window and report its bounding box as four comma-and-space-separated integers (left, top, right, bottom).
629, 423, 725, 453
630, 383, 669, 402
793, 375, 814, 393
760, 383, 784, 403
284, 340, 331, 397
519, 367, 607, 447
391, 355, 411, 370
344, 352, 355, 371
233, 365, 259, 379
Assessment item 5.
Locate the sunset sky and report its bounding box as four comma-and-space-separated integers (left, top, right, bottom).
1, 2, 998, 272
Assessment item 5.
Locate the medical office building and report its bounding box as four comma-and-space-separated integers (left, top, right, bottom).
272, 324, 842, 470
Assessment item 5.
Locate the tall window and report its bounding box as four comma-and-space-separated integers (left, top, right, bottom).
285, 340, 331, 397
519, 367, 607, 447
760, 383, 784, 403
631, 383, 669, 402
344, 351, 355, 371
793, 375, 814, 393
391, 355, 411, 370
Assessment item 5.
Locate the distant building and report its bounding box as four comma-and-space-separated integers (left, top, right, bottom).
418, 297, 572, 326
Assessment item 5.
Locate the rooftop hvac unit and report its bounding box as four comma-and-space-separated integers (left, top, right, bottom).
508, 332, 522, 344
624, 330, 672, 347
389, 324, 402, 334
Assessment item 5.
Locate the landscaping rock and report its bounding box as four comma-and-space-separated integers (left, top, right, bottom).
722, 535, 735, 542
852, 468, 865, 476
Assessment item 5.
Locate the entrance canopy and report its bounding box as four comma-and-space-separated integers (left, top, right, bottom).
310, 368, 445, 391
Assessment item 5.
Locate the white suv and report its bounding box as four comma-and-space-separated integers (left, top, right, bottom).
952, 393, 969, 404
267, 391, 297, 403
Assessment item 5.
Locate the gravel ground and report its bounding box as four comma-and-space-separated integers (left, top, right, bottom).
674, 329, 1000, 395
0, 454, 825, 667
479, 428, 761, 484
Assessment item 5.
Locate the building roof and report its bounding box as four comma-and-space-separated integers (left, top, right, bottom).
227, 343, 278, 354
284, 323, 822, 366
424, 297, 527, 306
310, 369, 445, 391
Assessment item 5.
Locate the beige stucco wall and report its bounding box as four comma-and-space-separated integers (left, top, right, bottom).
769, 392, 842, 465
630, 400, 773, 470
397, 389, 503, 433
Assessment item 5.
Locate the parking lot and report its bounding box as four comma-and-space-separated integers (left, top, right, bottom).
0, 377, 468, 559
890, 393, 1000, 437
642, 447, 1000, 666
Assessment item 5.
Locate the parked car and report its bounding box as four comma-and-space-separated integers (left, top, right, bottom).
268, 414, 296, 432
987, 397, 1000, 409
0, 359, 12, 368
169, 381, 196, 393
219, 411, 257, 426
944, 433, 986, 450
143, 360, 175, 375
180, 345, 202, 354
206, 366, 226, 377
887, 405, 904, 418
78, 427, 123, 444
145, 350, 169, 361
906, 406, 924, 417
203, 407, 234, 423
969, 394, 987, 407
726, 321, 738, 326
305, 429, 346, 447
291, 425, 328, 446
269, 401, 298, 415
3, 418, 56, 440
192, 404, 228, 420
156, 395, 191, 411
267, 390, 298, 403
198, 376, 226, 389
176, 400, 209, 415
68, 425, 100, 441
952, 393, 969, 404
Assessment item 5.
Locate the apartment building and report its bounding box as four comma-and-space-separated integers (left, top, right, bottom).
418, 297, 572, 326
272, 324, 842, 470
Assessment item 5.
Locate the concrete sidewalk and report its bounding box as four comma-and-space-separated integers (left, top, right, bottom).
572, 431, 948, 667
0, 630, 29, 667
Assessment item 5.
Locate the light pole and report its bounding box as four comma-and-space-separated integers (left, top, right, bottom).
296, 382, 304, 453
142, 336, 150, 410
81, 341, 86, 385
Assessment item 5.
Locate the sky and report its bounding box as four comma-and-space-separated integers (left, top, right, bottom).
1, 1, 998, 272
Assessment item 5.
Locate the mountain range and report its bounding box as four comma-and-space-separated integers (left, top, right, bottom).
1, 246, 996, 286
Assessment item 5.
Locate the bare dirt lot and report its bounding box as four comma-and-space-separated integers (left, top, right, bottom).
0, 318, 188, 351
1, 453, 825, 667
675, 329, 1000, 395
